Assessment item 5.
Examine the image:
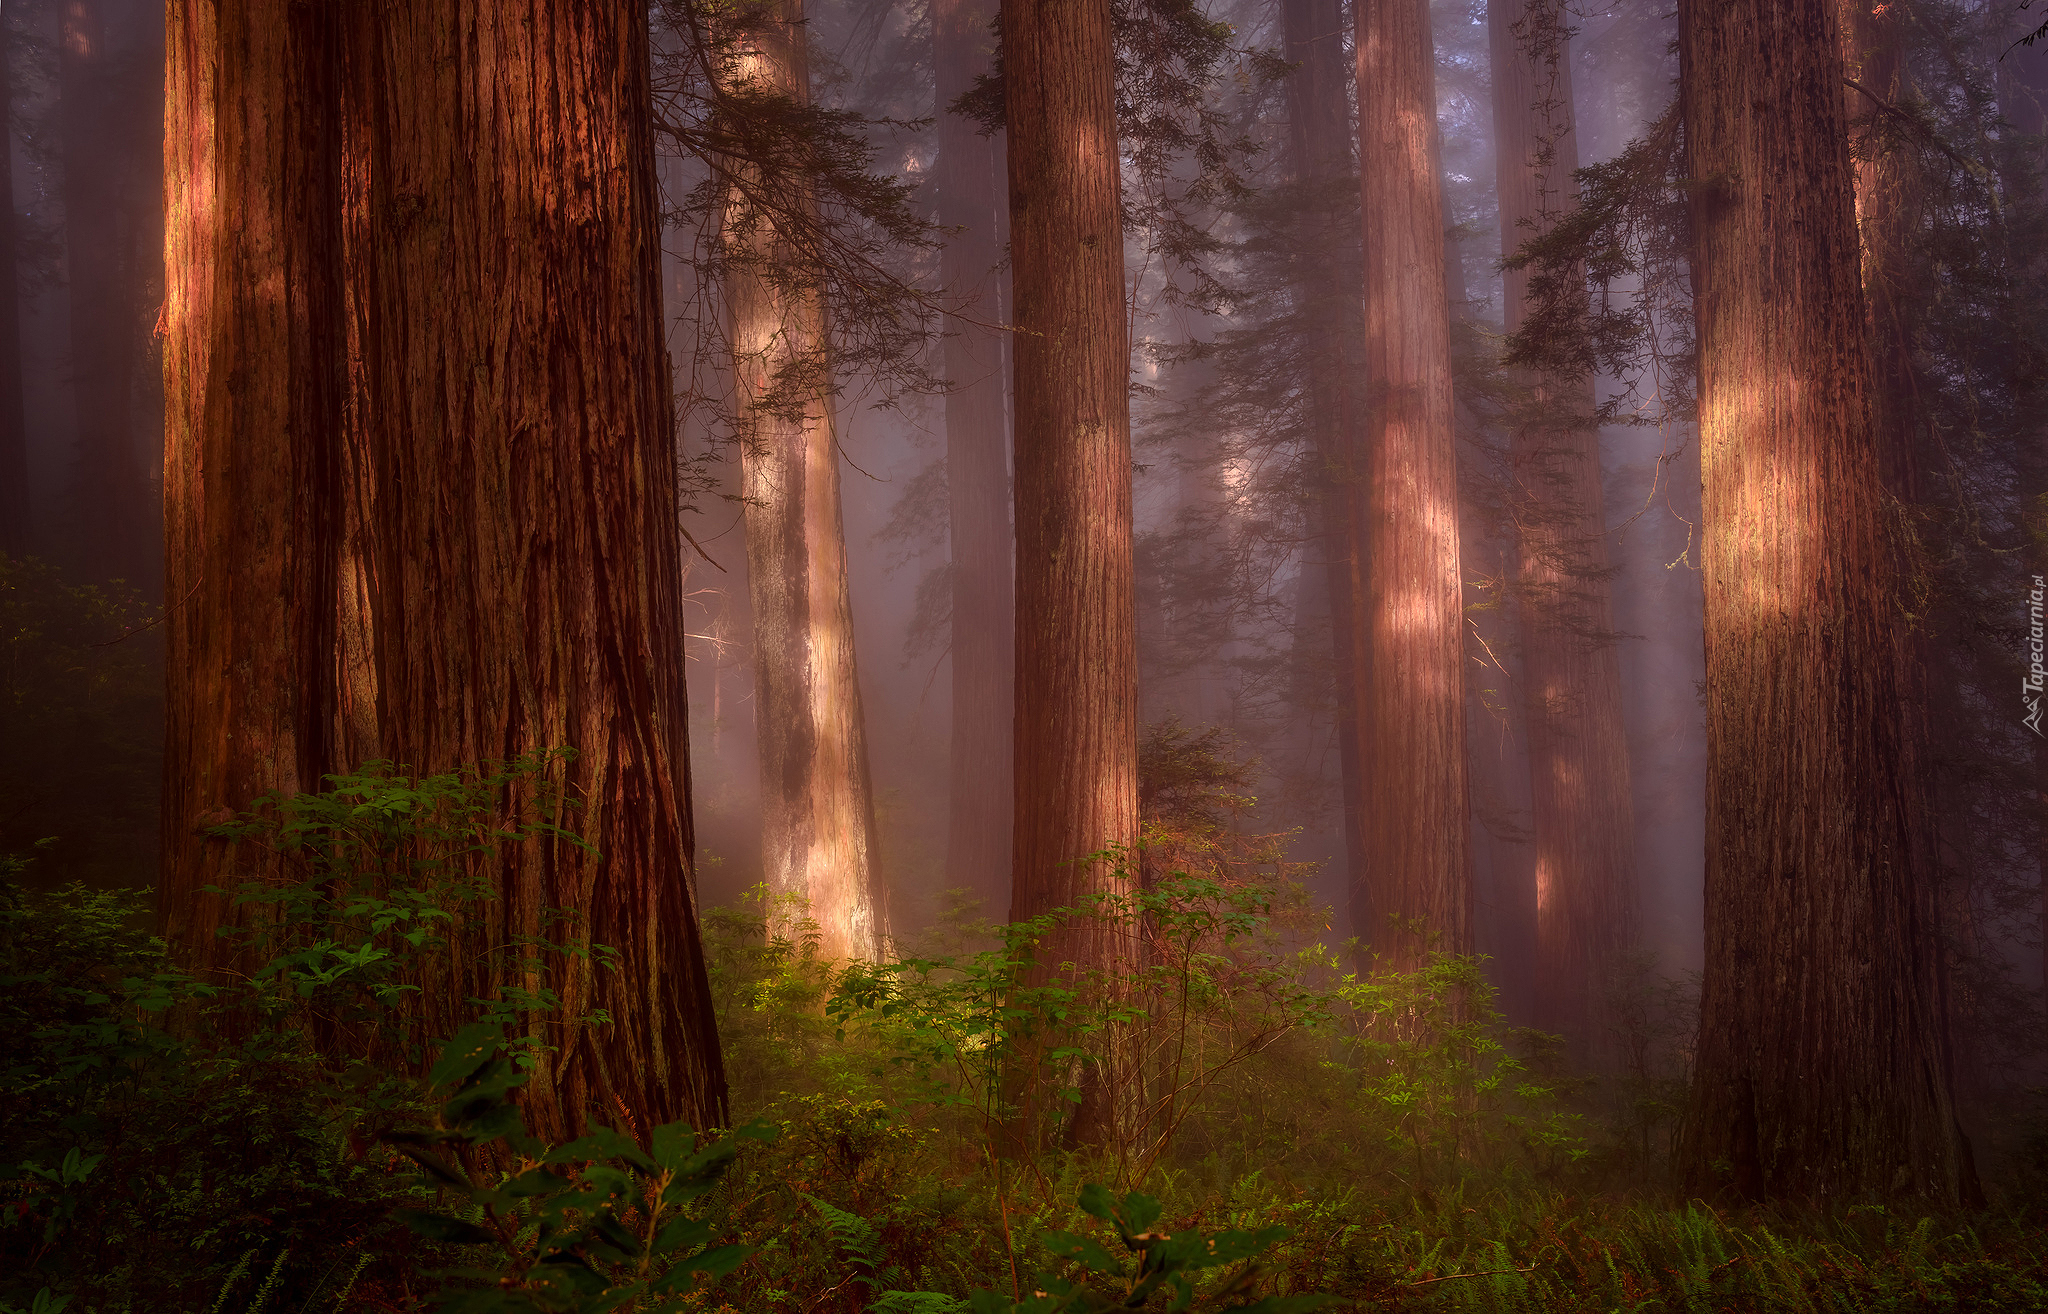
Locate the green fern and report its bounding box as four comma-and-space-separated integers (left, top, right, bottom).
806, 1192, 892, 1290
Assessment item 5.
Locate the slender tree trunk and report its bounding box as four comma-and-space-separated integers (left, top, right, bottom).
1488, 0, 1636, 1059
344, 0, 726, 1139
1676, 0, 1971, 1203
720, 0, 889, 964
1003, 0, 1138, 1153
1353, 0, 1470, 965
1004, 0, 1136, 949
1998, 14, 2048, 1037
61, 0, 153, 586
1998, 15, 2048, 1031
159, 0, 344, 980
0, 16, 28, 556
1281, 0, 1367, 914
1462, 524, 1539, 1021
934, 0, 1014, 915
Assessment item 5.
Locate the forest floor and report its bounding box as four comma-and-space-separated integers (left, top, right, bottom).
5, 787, 2047, 1314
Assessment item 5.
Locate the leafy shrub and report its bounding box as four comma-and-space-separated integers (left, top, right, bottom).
379, 1023, 774, 1313
201, 752, 607, 1068
0, 555, 161, 887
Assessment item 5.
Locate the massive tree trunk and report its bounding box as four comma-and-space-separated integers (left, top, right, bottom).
720, 0, 889, 964
0, 18, 28, 556
1676, 0, 1970, 1203
343, 0, 725, 1139
934, 0, 1015, 914
1280, 0, 1367, 915
1353, 0, 1470, 965
61, 0, 155, 587
159, 0, 344, 980
1004, 0, 1137, 955
1487, 0, 1636, 1058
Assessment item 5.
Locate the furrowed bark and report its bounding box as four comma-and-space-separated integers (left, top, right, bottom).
1004, 0, 1139, 1152
344, 0, 725, 1138
1677, 0, 1970, 1204
159, 0, 344, 982
1004, 0, 1137, 961
1353, 0, 1471, 965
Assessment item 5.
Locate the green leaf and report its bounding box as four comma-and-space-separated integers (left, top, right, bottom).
429, 1022, 503, 1090
651, 1214, 714, 1256
649, 1120, 698, 1171
648, 1243, 754, 1294
393, 1209, 496, 1245
1040, 1229, 1121, 1276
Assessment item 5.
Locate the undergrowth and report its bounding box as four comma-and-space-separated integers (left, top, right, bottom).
4, 750, 2046, 1313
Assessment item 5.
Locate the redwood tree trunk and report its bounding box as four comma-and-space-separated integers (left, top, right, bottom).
1004, 0, 1138, 959
1488, 0, 1637, 1058
159, 0, 344, 979
344, 0, 725, 1139
1353, 0, 1470, 965
1003, 0, 1137, 1157
62, 0, 155, 586
2000, 29, 2048, 1035
935, 0, 1015, 916
721, 0, 889, 963
0, 17, 28, 556
1281, 0, 1367, 911
1676, 0, 1970, 1203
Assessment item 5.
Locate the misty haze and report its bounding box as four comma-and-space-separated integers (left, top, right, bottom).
3, 0, 2046, 1309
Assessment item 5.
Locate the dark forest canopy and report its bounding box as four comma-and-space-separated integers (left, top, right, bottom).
3, 0, 2048, 1308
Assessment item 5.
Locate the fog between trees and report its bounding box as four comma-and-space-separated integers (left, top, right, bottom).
3, 0, 2046, 1211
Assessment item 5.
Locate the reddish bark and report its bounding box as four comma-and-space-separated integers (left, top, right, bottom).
1676, 0, 1970, 1203
62, 0, 157, 586
1488, 0, 1637, 1059
0, 17, 28, 555
159, 0, 345, 979
935, 0, 1016, 916
721, 0, 889, 963
1280, 0, 1368, 908
1353, 0, 1471, 965
1003, 0, 1139, 952
343, 0, 725, 1138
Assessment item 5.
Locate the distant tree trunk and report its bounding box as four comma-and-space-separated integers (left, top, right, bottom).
1676, 0, 1972, 1203
2000, 32, 2048, 1031
1488, 0, 1636, 1060
0, 17, 28, 556
1004, 0, 1137, 952
1461, 524, 1539, 1020
934, 0, 1014, 914
159, 0, 344, 980
1353, 0, 1470, 965
61, 0, 154, 586
1281, 0, 1367, 912
344, 0, 726, 1139
719, 0, 889, 963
